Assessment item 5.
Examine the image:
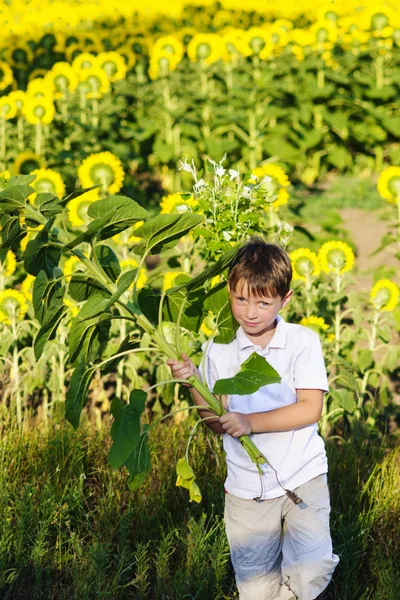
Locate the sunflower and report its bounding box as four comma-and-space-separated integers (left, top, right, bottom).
160, 193, 196, 214
14, 151, 44, 175
67, 192, 97, 227
0, 61, 13, 91
290, 248, 320, 281
21, 274, 35, 301
78, 152, 124, 197
370, 279, 399, 311
0, 250, 17, 277
72, 52, 97, 71
8, 90, 25, 113
76, 66, 110, 99
310, 20, 339, 46
23, 96, 55, 125
187, 33, 224, 65
30, 168, 66, 199
251, 164, 290, 209
28, 69, 48, 82
116, 46, 137, 70
27, 78, 55, 100
318, 241, 355, 274
222, 29, 251, 61
152, 35, 184, 64
95, 51, 127, 82
300, 315, 330, 332
162, 271, 186, 292
377, 166, 400, 204
0, 290, 28, 325
45, 62, 78, 97
65, 43, 84, 63
120, 258, 147, 289
245, 28, 274, 59
6, 44, 34, 69
0, 96, 17, 120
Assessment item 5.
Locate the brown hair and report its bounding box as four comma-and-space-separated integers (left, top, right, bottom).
228, 237, 292, 298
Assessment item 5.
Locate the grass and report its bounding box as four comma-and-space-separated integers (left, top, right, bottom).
0, 416, 399, 600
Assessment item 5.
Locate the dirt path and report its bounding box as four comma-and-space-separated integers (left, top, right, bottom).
340, 207, 399, 290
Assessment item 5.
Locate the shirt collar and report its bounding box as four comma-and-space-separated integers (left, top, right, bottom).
236, 314, 288, 351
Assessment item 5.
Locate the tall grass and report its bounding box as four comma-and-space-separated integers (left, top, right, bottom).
0, 417, 398, 599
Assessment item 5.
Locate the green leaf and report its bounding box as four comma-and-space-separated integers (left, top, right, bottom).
23, 229, 61, 276
356, 349, 373, 373
179, 245, 239, 292
69, 296, 112, 365
384, 345, 400, 371
60, 185, 100, 207
34, 304, 68, 360
133, 213, 203, 256
65, 363, 95, 429
204, 282, 237, 343
163, 285, 206, 332
93, 245, 121, 283
137, 287, 161, 325
87, 195, 149, 240
330, 389, 356, 414
8, 174, 36, 186
213, 352, 281, 395
0, 184, 32, 210
108, 389, 147, 469
101, 335, 140, 375
34, 193, 63, 218
0, 214, 26, 252
33, 270, 64, 324
68, 274, 110, 302
125, 427, 151, 492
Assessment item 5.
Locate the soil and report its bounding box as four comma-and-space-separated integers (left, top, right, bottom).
340, 207, 399, 291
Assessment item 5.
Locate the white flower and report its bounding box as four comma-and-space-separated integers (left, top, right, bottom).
179, 159, 196, 177
228, 168, 239, 180
261, 175, 273, 185
215, 165, 225, 177
242, 186, 252, 198
193, 178, 207, 192
222, 231, 232, 241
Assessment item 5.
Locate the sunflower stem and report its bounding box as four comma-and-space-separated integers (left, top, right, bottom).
17, 116, 24, 151
35, 121, 42, 156
0, 117, 6, 165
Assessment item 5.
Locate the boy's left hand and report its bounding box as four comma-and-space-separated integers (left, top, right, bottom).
219, 412, 251, 437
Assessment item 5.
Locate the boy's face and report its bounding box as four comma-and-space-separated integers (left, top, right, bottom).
228, 279, 293, 343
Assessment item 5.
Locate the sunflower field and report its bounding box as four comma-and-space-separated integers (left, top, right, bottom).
0, 1, 399, 599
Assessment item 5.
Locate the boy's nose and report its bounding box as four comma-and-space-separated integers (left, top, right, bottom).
245, 305, 258, 319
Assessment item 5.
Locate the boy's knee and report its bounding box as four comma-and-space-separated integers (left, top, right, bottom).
283, 550, 339, 600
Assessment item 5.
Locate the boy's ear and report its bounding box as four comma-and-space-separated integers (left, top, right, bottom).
282, 289, 293, 308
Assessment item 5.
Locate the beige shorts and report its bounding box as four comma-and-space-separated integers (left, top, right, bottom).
224, 474, 339, 600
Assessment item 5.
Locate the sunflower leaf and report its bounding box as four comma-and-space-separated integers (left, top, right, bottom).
65, 363, 95, 429
213, 352, 281, 395
87, 195, 149, 240
133, 213, 203, 256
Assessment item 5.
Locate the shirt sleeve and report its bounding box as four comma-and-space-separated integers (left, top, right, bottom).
293, 330, 329, 392
199, 341, 220, 392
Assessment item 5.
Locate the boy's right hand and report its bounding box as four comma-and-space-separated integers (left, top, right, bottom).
166, 353, 199, 385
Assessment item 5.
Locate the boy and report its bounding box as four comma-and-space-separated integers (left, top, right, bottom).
167, 238, 339, 600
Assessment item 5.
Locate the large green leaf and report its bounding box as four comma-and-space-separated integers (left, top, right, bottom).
137, 287, 161, 325
204, 281, 237, 343
108, 389, 147, 469
34, 193, 63, 218
125, 424, 151, 491
68, 274, 110, 302
101, 335, 140, 375
33, 270, 64, 324
69, 295, 112, 364
87, 195, 149, 240
213, 352, 281, 395
65, 363, 95, 429
23, 230, 61, 276
0, 184, 32, 211
34, 304, 68, 360
163, 282, 206, 332
60, 185, 100, 207
176, 245, 239, 293
0, 214, 26, 252
133, 213, 203, 256
93, 244, 121, 283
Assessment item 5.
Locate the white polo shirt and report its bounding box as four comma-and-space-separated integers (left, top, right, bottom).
200, 315, 329, 500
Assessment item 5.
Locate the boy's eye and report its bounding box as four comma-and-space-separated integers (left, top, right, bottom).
260, 302, 270, 307
237, 297, 246, 302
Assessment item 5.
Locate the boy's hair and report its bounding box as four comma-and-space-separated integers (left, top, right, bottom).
228, 237, 292, 298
